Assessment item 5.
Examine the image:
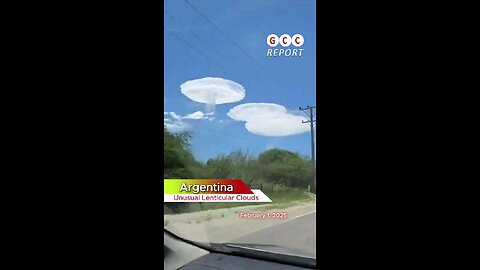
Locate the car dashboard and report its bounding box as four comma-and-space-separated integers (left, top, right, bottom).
164, 230, 315, 270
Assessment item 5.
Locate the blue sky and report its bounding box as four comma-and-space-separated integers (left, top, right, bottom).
164, 0, 316, 162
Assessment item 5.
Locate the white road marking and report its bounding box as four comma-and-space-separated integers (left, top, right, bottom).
288, 210, 316, 221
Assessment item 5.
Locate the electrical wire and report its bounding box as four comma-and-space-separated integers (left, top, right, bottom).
164, 27, 226, 70
181, 0, 304, 106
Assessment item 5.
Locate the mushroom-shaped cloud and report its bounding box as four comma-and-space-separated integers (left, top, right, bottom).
180, 77, 245, 113
227, 103, 310, 137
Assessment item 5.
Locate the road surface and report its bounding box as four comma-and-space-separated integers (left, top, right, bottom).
229, 212, 316, 258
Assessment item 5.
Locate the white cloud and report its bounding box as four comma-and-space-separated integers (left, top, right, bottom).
182, 111, 207, 120
164, 109, 217, 133
165, 111, 210, 120
164, 112, 190, 133
169, 112, 181, 120
164, 113, 191, 133
227, 103, 310, 137
227, 103, 285, 121
180, 77, 245, 113
164, 121, 191, 133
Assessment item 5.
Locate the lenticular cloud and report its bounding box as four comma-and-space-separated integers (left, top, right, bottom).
227, 103, 310, 137
227, 103, 286, 121
180, 77, 245, 113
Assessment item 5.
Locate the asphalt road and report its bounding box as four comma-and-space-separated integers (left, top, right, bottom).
229, 212, 316, 258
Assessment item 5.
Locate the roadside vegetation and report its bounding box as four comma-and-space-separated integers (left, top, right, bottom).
164, 126, 315, 213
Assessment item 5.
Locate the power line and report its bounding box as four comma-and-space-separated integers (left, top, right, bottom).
183, 0, 257, 63
164, 27, 226, 70
182, 0, 304, 106
300, 105, 316, 194
164, 10, 226, 59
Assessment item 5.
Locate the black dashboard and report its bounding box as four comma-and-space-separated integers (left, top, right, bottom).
164, 230, 316, 270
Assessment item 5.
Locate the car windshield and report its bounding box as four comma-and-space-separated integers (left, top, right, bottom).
164, 0, 316, 261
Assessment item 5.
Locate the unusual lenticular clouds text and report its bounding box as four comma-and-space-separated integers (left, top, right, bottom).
164, 179, 272, 203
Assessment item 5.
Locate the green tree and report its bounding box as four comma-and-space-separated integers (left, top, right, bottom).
205, 155, 233, 179
257, 148, 311, 188
164, 126, 200, 178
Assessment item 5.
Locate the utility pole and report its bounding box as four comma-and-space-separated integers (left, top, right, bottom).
300, 106, 316, 193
